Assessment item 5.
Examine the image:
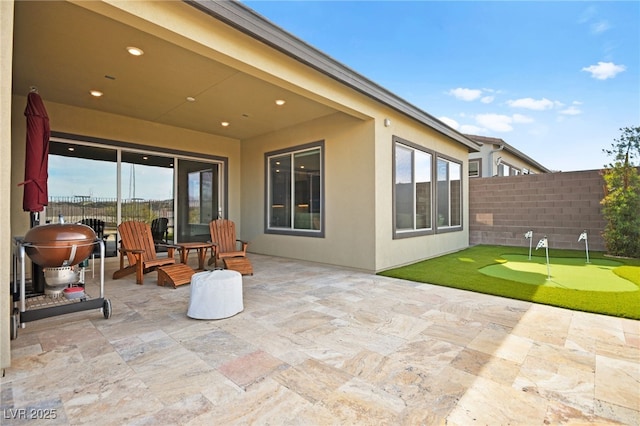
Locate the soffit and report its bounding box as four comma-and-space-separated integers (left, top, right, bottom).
12, 1, 338, 140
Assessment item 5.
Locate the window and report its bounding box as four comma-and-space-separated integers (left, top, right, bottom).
266, 142, 323, 236
392, 138, 464, 236
393, 139, 432, 237
436, 157, 462, 228
498, 161, 520, 176
497, 163, 510, 176
469, 159, 480, 178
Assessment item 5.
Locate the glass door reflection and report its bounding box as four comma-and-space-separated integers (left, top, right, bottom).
177, 159, 220, 242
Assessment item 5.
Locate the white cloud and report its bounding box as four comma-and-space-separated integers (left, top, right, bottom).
591, 20, 610, 34
582, 62, 626, 80
512, 114, 534, 123
460, 124, 485, 134
480, 96, 495, 104
473, 113, 535, 133
439, 116, 459, 129
559, 106, 582, 115
475, 114, 514, 132
506, 97, 556, 110
448, 88, 482, 101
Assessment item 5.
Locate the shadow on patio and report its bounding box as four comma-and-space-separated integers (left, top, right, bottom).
2, 254, 638, 424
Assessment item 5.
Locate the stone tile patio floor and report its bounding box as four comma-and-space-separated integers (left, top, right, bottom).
1, 254, 638, 425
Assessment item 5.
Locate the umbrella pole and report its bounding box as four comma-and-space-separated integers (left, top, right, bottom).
29, 212, 45, 293
30, 211, 39, 227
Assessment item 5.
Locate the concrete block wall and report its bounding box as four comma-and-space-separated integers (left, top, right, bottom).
469, 169, 607, 251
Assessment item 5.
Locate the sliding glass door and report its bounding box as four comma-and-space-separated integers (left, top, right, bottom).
48, 138, 224, 246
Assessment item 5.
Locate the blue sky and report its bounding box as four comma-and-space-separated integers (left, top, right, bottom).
244, 1, 639, 172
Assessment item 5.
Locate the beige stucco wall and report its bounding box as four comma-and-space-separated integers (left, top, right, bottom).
241, 112, 377, 271
1, 0, 15, 371
242, 107, 471, 273
10, 96, 242, 240
374, 111, 470, 271
10, 96, 472, 276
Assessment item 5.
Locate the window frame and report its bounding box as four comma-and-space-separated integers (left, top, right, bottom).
468, 158, 481, 178
435, 154, 463, 234
392, 136, 435, 239
264, 141, 325, 237
497, 161, 519, 177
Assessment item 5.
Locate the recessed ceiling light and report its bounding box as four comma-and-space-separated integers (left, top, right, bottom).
221, 121, 230, 127
142, 156, 148, 160
68, 147, 75, 152
89, 90, 103, 97
275, 99, 286, 106
126, 46, 144, 56
186, 96, 196, 102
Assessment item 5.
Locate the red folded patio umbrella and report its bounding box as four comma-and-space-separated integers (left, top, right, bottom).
19, 89, 50, 215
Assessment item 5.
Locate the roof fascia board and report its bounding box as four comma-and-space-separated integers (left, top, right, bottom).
466, 134, 551, 173
185, 0, 479, 152
501, 143, 551, 173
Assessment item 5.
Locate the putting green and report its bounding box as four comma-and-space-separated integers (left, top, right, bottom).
480, 254, 637, 292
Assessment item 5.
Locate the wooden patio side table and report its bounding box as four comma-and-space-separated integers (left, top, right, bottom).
177, 242, 213, 270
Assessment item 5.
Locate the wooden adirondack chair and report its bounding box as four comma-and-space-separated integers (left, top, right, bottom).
113, 220, 176, 285
208, 219, 249, 267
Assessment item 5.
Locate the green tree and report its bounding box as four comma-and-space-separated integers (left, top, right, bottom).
601, 126, 640, 257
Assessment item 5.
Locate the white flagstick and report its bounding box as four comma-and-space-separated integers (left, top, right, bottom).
585, 238, 590, 264
524, 230, 533, 260
545, 238, 551, 280
536, 236, 551, 280
578, 231, 590, 264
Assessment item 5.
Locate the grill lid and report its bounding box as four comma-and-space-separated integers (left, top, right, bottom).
24, 223, 96, 244
23, 223, 97, 267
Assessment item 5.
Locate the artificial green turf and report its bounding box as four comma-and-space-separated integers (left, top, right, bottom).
479, 255, 636, 292
379, 245, 640, 319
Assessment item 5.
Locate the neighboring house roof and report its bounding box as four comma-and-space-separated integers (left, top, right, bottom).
464, 134, 552, 173
187, 1, 480, 153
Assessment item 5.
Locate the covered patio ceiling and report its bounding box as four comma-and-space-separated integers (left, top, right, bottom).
11, 1, 341, 141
